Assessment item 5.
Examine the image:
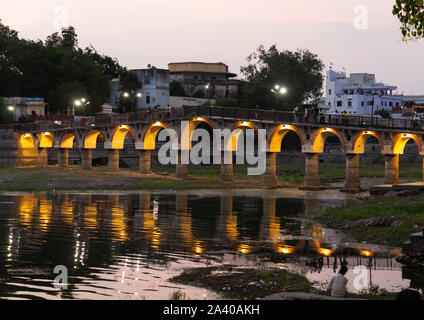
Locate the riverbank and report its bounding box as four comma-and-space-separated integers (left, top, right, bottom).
314, 195, 424, 246
170, 266, 398, 300
0, 162, 421, 192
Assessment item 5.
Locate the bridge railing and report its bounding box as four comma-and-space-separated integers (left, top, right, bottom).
13, 105, 424, 133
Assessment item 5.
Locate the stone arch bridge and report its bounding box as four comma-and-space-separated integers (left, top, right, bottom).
6, 105, 424, 192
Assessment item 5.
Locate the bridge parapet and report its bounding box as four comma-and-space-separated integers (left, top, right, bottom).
7, 105, 424, 134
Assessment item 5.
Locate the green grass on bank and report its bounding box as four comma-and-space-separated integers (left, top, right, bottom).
0, 162, 422, 192
315, 197, 424, 246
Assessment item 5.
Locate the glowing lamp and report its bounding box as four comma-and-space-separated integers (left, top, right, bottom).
319, 248, 333, 256
361, 250, 373, 257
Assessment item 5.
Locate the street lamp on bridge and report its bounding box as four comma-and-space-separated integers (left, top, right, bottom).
271, 85, 288, 109
73, 98, 90, 115
121, 91, 142, 113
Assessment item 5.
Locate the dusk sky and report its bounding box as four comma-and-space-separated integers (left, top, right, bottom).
1, 0, 423, 94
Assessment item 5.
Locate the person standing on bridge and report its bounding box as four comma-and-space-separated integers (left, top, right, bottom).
304, 107, 309, 122
293, 106, 299, 122
342, 110, 349, 126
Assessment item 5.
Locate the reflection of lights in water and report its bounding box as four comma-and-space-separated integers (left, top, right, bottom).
39, 197, 52, 232
238, 244, 251, 254
153, 200, 159, 221
361, 250, 373, 257
193, 241, 205, 255
17, 195, 37, 226
318, 248, 333, 256
111, 204, 128, 242
278, 246, 294, 254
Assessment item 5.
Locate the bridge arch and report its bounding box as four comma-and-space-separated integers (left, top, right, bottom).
18, 133, 36, 149
351, 131, 384, 154
268, 124, 304, 152
142, 121, 171, 150
60, 132, 78, 149
110, 125, 136, 149
224, 121, 258, 152
38, 132, 55, 148
392, 133, 423, 154
311, 127, 345, 153
180, 117, 217, 150
83, 130, 103, 149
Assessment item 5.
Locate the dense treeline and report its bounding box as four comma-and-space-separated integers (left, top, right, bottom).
0, 21, 138, 115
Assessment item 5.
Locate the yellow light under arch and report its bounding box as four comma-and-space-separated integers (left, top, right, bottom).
111, 125, 133, 149
39, 132, 54, 148
144, 122, 166, 150
84, 131, 101, 149
60, 133, 76, 149
393, 133, 421, 155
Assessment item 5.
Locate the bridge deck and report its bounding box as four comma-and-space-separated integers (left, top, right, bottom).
1, 105, 423, 134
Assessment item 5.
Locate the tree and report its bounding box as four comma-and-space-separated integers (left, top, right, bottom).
240, 45, 324, 110
375, 109, 391, 119
169, 80, 186, 96
0, 21, 136, 115
393, 0, 424, 40
0, 97, 7, 123
214, 98, 239, 108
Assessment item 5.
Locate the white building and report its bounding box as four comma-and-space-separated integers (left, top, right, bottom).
109, 67, 170, 110
318, 70, 404, 116
4, 97, 46, 121
131, 67, 169, 109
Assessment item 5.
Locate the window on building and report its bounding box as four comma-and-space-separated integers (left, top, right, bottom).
348, 100, 352, 107
337, 101, 342, 107
329, 89, 332, 95
146, 96, 150, 104
389, 102, 393, 107
361, 101, 364, 107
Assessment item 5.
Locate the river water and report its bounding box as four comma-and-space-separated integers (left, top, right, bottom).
0, 189, 413, 300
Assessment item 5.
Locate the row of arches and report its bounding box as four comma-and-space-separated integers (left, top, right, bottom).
18, 119, 423, 155
15, 117, 424, 190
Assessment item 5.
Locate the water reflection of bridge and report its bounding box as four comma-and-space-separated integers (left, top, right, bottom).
5, 192, 402, 272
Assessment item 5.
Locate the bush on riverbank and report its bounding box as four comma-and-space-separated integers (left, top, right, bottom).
315, 197, 424, 246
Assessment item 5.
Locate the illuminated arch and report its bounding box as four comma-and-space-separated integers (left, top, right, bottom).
268, 124, 304, 152
18, 133, 36, 149
84, 130, 102, 149
392, 133, 423, 155
180, 117, 217, 150
60, 132, 77, 149
110, 125, 136, 149
224, 121, 258, 152
351, 131, 384, 154
143, 122, 168, 150
311, 128, 345, 153
38, 132, 54, 148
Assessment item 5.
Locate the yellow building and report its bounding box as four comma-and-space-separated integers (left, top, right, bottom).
168, 62, 230, 74
168, 62, 240, 100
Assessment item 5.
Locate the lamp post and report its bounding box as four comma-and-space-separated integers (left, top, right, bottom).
7, 105, 14, 122
122, 91, 142, 113
270, 85, 288, 109
205, 84, 210, 101
73, 98, 90, 116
